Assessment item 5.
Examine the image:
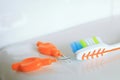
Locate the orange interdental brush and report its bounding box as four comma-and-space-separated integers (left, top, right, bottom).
36, 41, 71, 62
36, 41, 64, 58
12, 57, 56, 72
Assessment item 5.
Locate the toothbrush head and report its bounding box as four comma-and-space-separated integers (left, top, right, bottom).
71, 36, 102, 53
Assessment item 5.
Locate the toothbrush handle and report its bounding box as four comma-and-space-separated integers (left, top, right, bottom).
106, 43, 120, 52
110, 43, 120, 49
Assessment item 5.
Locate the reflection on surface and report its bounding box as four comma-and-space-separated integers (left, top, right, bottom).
82, 51, 120, 73
0, 42, 120, 80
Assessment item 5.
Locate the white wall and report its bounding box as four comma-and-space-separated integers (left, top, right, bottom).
0, 0, 120, 48
113, 0, 120, 15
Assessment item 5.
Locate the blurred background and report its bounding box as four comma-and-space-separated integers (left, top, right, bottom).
0, 0, 120, 48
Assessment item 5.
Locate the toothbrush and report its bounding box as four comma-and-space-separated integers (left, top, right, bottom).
71, 36, 120, 60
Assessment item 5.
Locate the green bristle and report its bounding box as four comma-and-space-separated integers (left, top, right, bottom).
80, 39, 87, 48
92, 36, 99, 44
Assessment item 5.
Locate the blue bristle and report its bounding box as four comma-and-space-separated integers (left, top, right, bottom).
71, 42, 83, 53
75, 42, 83, 50
71, 42, 77, 53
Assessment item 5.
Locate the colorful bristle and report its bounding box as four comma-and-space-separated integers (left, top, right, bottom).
79, 39, 88, 48
92, 36, 100, 44
71, 36, 102, 53
71, 42, 83, 53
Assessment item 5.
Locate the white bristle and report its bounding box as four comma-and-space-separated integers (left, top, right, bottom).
85, 39, 91, 46
85, 38, 96, 46
84, 36, 103, 47
95, 37, 103, 43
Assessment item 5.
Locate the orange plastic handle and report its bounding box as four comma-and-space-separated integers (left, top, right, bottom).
37, 41, 62, 57
12, 57, 56, 72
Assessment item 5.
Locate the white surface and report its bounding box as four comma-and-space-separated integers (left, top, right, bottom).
0, 15, 120, 80
1, 0, 120, 48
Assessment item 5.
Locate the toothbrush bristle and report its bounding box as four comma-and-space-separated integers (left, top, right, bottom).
85, 39, 95, 46
92, 36, 100, 44
71, 36, 103, 54
71, 42, 83, 53
79, 36, 102, 48
80, 39, 88, 48
71, 42, 77, 53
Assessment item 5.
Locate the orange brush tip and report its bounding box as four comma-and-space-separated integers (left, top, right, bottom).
51, 49, 62, 57
36, 41, 43, 47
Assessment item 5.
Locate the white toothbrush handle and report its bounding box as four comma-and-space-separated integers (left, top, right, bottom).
109, 43, 120, 49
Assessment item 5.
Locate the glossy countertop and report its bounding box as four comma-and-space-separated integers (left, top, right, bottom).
0, 15, 120, 80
